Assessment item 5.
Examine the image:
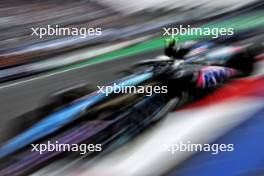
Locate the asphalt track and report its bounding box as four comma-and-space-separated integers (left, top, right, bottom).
0, 49, 162, 142
0, 11, 262, 132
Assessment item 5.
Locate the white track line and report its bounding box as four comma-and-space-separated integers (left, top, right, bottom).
0, 37, 149, 90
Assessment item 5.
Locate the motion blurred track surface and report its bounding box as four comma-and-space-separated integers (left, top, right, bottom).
0, 49, 162, 142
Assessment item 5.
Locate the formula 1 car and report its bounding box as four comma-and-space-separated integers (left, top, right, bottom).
0, 35, 262, 175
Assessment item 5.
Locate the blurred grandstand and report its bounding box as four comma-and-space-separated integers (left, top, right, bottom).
0, 0, 262, 80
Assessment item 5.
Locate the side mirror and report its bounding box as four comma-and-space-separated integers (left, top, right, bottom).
134, 55, 174, 67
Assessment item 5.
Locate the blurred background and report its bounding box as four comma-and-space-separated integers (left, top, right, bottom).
0, 0, 263, 175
